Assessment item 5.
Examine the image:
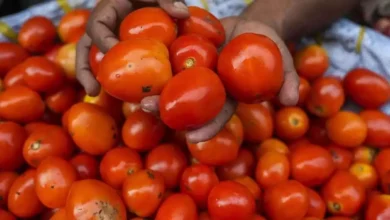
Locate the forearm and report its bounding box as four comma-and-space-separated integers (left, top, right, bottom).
241, 0, 359, 40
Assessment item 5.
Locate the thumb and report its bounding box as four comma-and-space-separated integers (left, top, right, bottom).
157, 0, 189, 18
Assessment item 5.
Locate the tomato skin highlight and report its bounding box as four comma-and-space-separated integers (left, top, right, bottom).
159, 67, 226, 130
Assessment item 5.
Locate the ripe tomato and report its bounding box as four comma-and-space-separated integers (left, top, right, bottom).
180, 164, 219, 209
353, 146, 377, 164
326, 111, 368, 148
44, 44, 62, 62
24, 122, 53, 135
155, 193, 198, 220
187, 128, 239, 166
50, 208, 66, 220
178, 6, 225, 47
159, 67, 225, 130
307, 118, 331, 146
294, 45, 329, 80
218, 33, 283, 103
7, 169, 44, 218
208, 181, 256, 220
100, 147, 143, 189
255, 151, 290, 189
381, 171, 390, 194
326, 217, 353, 220
83, 89, 123, 123
297, 77, 311, 106
55, 43, 76, 80
327, 144, 353, 170
263, 180, 309, 220
3, 64, 26, 88
98, 38, 172, 102
290, 144, 335, 187
0, 85, 45, 123
321, 170, 366, 216
45, 84, 77, 114
199, 211, 211, 220
306, 77, 345, 117
344, 68, 390, 109
170, 34, 218, 73
122, 110, 166, 151
360, 110, 390, 148
236, 103, 273, 143
374, 149, 390, 177
0, 42, 29, 77
306, 188, 326, 219
0, 172, 18, 208
216, 148, 255, 180
275, 107, 309, 140
122, 169, 165, 217
225, 114, 244, 146
65, 179, 127, 220
58, 9, 90, 43
89, 45, 104, 77
365, 194, 390, 220
122, 102, 140, 118
120, 7, 176, 46
255, 138, 289, 159
67, 103, 118, 155
0, 122, 27, 171
0, 209, 16, 220
23, 125, 74, 167
146, 143, 187, 189
35, 157, 77, 208
234, 176, 262, 203
69, 153, 99, 180
288, 138, 312, 151
349, 162, 378, 189
18, 16, 56, 53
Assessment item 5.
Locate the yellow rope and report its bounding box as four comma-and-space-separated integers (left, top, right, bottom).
199, 0, 210, 11
0, 21, 17, 42
57, 0, 72, 13
355, 26, 366, 53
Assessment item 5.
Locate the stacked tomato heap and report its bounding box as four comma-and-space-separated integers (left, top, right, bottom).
0, 5, 390, 220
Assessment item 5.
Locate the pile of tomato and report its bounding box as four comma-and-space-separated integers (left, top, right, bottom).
0, 5, 390, 220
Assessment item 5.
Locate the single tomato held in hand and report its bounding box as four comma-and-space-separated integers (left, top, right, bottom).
88, 45, 104, 77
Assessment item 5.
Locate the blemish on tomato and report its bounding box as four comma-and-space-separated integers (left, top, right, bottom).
146, 170, 154, 179
142, 85, 152, 93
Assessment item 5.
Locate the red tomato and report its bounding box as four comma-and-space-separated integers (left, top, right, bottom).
236, 103, 274, 143
306, 188, 326, 219
3, 64, 26, 89
122, 102, 141, 118
21, 56, 65, 92
294, 45, 329, 81
234, 176, 262, 205
306, 77, 345, 117
297, 77, 311, 106
349, 162, 378, 189
122, 110, 166, 151
326, 111, 368, 148
100, 147, 143, 189
380, 171, 390, 194
290, 144, 335, 187
120, 7, 176, 46
263, 180, 309, 220
0, 172, 18, 208
327, 144, 354, 170
67, 103, 118, 155
35, 157, 77, 208
225, 114, 244, 146
122, 169, 165, 217
374, 149, 390, 177
170, 34, 218, 74
88, 45, 104, 77
208, 181, 256, 220
58, 9, 90, 43
155, 193, 198, 220
0, 42, 29, 77
55, 43, 76, 80
353, 146, 377, 164
0, 209, 16, 220
82, 89, 123, 123
69, 153, 99, 180
307, 118, 331, 146
255, 151, 290, 189
159, 67, 226, 130
50, 208, 67, 220
18, 16, 56, 53
187, 128, 240, 166
180, 164, 219, 209
65, 179, 127, 220
178, 6, 225, 47
23, 125, 74, 167
44, 44, 62, 62
275, 107, 310, 140
24, 122, 53, 135
0, 122, 27, 171
365, 194, 390, 220
216, 148, 255, 181
7, 169, 44, 218
218, 33, 283, 103
0, 85, 45, 123
344, 68, 390, 109
255, 138, 289, 159
360, 110, 390, 148
321, 170, 366, 216
45, 84, 77, 114
145, 143, 188, 189
97, 38, 172, 102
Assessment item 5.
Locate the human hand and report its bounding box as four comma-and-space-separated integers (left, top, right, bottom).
76, 0, 189, 96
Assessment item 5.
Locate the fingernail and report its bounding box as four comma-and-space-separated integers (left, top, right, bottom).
173, 2, 188, 12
